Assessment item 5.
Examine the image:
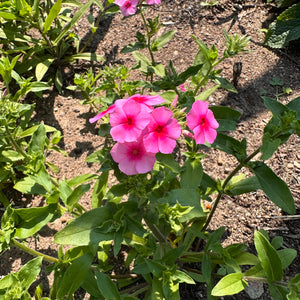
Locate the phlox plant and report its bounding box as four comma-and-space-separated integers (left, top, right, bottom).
0, 1, 300, 300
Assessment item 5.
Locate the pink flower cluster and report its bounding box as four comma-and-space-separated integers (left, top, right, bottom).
90, 95, 219, 175
90, 94, 181, 175
114, 0, 161, 17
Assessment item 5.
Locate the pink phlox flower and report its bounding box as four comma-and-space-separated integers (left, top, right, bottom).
110, 99, 150, 142
143, 107, 181, 154
111, 139, 156, 175
115, 0, 138, 16
145, 0, 161, 4
179, 84, 186, 92
127, 94, 165, 111
186, 100, 219, 144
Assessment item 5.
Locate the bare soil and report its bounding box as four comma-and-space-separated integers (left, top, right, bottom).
1, 0, 300, 299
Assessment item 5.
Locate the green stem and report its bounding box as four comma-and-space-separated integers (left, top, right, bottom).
201, 148, 260, 232
120, 282, 149, 296
10, 238, 59, 264
79, 5, 114, 54
140, 12, 155, 65
4, 123, 29, 159
193, 57, 225, 96
144, 217, 169, 245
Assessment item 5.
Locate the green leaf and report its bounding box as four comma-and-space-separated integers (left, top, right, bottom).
66, 183, 90, 207
19, 124, 57, 138
156, 153, 181, 173
287, 96, 300, 119
173, 270, 195, 284
160, 188, 206, 222
249, 162, 296, 214
254, 231, 283, 281
28, 123, 46, 154
210, 106, 242, 131
225, 175, 261, 196
132, 51, 151, 73
277, 248, 297, 269
18, 257, 43, 289
287, 273, 300, 300
67, 173, 98, 187
214, 76, 237, 93
43, 0, 62, 33
14, 177, 47, 195
211, 273, 247, 296
264, 3, 300, 48
180, 158, 203, 189
92, 171, 108, 208
36, 58, 54, 81
53, 0, 94, 45
54, 207, 113, 245
31, 166, 53, 193
195, 84, 220, 101
15, 204, 57, 239
212, 133, 247, 162
0, 150, 24, 162
233, 252, 260, 265
121, 42, 146, 53
55, 68, 63, 93
177, 64, 203, 83
260, 132, 281, 160
57, 253, 93, 299
67, 53, 105, 62
152, 30, 176, 51
96, 272, 121, 300
268, 282, 288, 300
263, 96, 289, 117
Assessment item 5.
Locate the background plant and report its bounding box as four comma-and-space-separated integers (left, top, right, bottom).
264, 1, 300, 48
0, 0, 117, 92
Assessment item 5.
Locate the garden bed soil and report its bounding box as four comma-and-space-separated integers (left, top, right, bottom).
1, 0, 300, 299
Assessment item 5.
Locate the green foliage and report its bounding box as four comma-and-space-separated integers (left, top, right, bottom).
0, 257, 42, 299
0, 1, 299, 299
0, 0, 107, 92
264, 2, 300, 48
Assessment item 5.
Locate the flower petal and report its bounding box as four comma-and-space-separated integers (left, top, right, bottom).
206, 109, 219, 129
89, 104, 116, 123
135, 153, 156, 174
204, 127, 217, 144
193, 125, 206, 144
158, 135, 176, 154
143, 132, 159, 153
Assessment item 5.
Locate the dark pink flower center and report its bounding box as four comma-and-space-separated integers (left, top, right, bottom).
124, 1, 132, 9
131, 147, 141, 158
127, 117, 134, 126
155, 125, 164, 133
199, 116, 207, 126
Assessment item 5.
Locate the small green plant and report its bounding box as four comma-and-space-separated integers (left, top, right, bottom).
264, 2, 300, 48
68, 65, 143, 110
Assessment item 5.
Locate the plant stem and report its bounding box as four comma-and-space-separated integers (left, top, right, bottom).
193, 56, 225, 96
144, 217, 169, 245
120, 282, 149, 296
202, 148, 260, 232
79, 5, 114, 54
4, 123, 29, 159
140, 11, 155, 65
10, 238, 59, 264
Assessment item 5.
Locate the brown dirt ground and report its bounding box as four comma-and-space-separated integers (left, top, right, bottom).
1, 0, 300, 299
